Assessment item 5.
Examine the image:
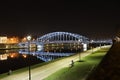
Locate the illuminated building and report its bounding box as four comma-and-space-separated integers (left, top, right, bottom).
0, 36, 19, 44
7, 37, 19, 44
0, 37, 7, 43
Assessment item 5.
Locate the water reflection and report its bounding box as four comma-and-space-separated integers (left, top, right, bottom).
0, 49, 43, 74
36, 52, 75, 62
0, 46, 82, 74
18, 49, 76, 62
44, 43, 82, 53
0, 45, 82, 62
0, 50, 27, 60
0, 53, 8, 60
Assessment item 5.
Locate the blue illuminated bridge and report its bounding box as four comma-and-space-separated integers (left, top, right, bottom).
19, 31, 89, 49
19, 31, 112, 61
19, 31, 112, 50
36, 31, 89, 49
37, 32, 88, 43
19, 32, 90, 61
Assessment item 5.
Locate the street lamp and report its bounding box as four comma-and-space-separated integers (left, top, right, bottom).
27, 36, 32, 41
78, 40, 81, 62
27, 35, 32, 80
91, 40, 94, 53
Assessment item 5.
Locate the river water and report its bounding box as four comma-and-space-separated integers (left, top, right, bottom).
0, 48, 79, 74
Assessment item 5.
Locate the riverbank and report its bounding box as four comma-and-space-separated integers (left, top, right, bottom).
0, 46, 109, 80
44, 46, 110, 80
87, 42, 120, 80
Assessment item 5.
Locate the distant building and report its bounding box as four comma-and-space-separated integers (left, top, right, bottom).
0, 36, 19, 44
0, 36, 20, 49
7, 37, 19, 44
0, 37, 7, 43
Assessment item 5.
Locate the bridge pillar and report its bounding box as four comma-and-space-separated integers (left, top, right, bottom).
36, 42, 44, 51
82, 43, 87, 51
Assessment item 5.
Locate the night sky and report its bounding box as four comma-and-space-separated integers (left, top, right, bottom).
0, 1, 120, 39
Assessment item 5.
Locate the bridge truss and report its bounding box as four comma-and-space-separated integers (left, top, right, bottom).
37, 32, 89, 44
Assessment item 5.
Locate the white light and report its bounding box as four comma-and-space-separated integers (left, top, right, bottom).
91, 40, 94, 43
78, 39, 81, 42
83, 43, 87, 51
27, 36, 32, 41
37, 45, 43, 51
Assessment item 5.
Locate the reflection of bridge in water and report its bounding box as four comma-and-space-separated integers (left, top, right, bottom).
35, 52, 74, 56
36, 52, 75, 62
19, 49, 75, 62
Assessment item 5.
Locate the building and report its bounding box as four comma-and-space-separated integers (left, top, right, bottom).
0, 37, 7, 43
0, 36, 19, 49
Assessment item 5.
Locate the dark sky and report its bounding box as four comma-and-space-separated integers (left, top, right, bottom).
0, 1, 120, 39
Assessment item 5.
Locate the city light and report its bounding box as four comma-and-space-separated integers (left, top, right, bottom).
37, 45, 43, 51
27, 36, 32, 41
22, 54, 27, 58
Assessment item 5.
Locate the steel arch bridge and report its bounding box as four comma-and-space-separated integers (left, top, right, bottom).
37, 31, 89, 44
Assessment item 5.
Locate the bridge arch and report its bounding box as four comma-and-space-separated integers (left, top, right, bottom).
37, 31, 89, 43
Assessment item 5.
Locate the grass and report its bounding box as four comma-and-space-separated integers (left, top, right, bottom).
43, 47, 110, 80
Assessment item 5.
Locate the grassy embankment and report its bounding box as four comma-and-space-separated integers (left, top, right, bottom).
44, 47, 110, 80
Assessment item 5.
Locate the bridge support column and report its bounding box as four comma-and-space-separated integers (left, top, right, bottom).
82, 43, 87, 51
36, 42, 44, 51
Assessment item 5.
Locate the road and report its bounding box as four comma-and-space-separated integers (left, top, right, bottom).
0, 47, 107, 80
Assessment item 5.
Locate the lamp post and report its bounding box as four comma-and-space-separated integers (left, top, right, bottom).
27, 35, 32, 80
78, 39, 81, 62
91, 40, 93, 53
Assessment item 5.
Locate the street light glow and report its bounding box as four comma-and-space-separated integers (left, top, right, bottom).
27, 36, 32, 41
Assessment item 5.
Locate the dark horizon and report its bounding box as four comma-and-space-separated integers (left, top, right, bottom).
0, 1, 120, 39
